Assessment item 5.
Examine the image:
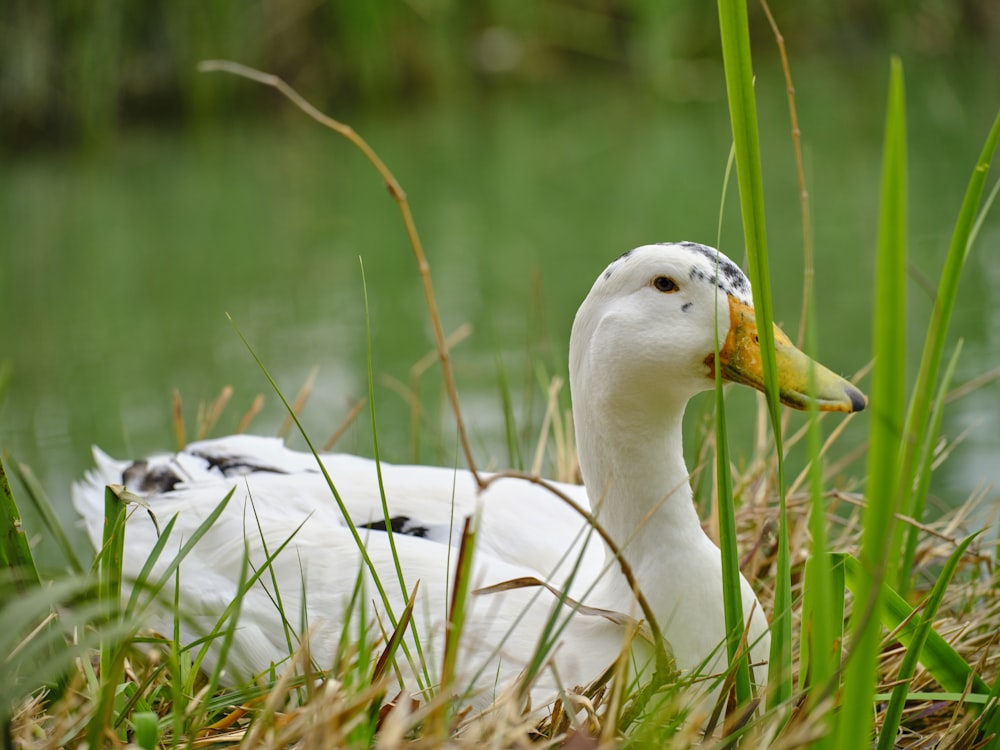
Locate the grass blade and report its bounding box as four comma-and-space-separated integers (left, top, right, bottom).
198, 543, 253, 719
804, 300, 841, 750
245, 494, 306, 698
227, 315, 416, 661
89, 485, 128, 747
98, 486, 126, 675
430, 516, 477, 734
712, 351, 751, 704
200, 59, 482, 484
799, 551, 844, 692
138, 488, 235, 611
899, 340, 965, 594
841, 553, 988, 696
495, 352, 524, 471
371, 580, 419, 684
837, 56, 909, 749
981, 661, 1000, 739
132, 711, 160, 750
10, 460, 85, 574
123, 513, 179, 615
717, 0, 787, 706
710, 121, 752, 710
0, 457, 40, 593
876, 533, 979, 749
0, 361, 10, 407
360, 259, 433, 691
895, 109, 1000, 594
1, 575, 106, 726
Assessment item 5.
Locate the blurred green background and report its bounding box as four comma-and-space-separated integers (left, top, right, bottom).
1, 1, 998, 567
2, 0, 998, 150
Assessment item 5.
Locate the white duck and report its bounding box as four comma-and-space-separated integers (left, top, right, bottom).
74, 242, 865, 715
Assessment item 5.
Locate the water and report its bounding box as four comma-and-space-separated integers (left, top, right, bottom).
3, 61, 998, 568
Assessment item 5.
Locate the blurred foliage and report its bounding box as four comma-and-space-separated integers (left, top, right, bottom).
1, 0, 997, 151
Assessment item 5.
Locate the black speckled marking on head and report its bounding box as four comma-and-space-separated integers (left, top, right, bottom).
359, 515, 430, 538
680, 242, 750, 300
719, 259, 750, 296
190, 449, 300, 478
604, 248, 635, 280
122, 461, 182, 494
681, 302, 693, 313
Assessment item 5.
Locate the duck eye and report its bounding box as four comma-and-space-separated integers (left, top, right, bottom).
653, 276, 678, 293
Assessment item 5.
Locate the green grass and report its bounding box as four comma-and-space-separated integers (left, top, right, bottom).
894, 111, 1000, 597
5, 2, 995, 149
0, 457, 40, 592
718, 0, 789, 713
715, 4, 1000, 743
837, 55, 909, 749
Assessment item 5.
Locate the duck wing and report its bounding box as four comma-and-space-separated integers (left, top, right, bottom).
74, 435, 601, 585
72, 436, 617, 701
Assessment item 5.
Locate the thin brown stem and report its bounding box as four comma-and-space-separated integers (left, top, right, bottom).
171, 389, 186, 449
198, 60, 482, 486
278, 365, 319, 439
946, 363, 1000, 404
236, 393, 266, 433
759, 1, 813, 350
196, 385, 233, 440
321, 398, 368, 452
477, 470, 676, 681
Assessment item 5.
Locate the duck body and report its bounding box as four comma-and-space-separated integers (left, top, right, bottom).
74, 434, 733, 705
74, 242, 864, 714
75, 436, 635, 706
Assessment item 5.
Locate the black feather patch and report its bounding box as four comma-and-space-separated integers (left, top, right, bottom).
122, 461, 181, 494
190, 450, 294, 478
359, 515, 430, 538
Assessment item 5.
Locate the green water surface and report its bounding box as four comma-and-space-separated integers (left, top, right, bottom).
3, 62, 998, 567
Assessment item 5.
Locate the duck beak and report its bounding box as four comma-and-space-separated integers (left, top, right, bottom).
712, 297, 867, 413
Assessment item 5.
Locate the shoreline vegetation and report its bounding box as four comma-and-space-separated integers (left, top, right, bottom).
3, 1, 998, 151
4, 4, 1000, 749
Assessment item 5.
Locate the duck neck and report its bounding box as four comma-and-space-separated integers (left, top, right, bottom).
574, 391, 704, 580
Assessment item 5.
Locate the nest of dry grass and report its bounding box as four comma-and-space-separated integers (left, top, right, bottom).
8, 386, 999, 750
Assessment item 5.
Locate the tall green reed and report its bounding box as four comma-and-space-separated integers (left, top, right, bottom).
0, 458, 39, 594
89, 486, 128, 745
875, 531, 978, 749
836, 56, 909, 749
894, 111, 1000, 596
840, 64, 998, 747
10, 461, 84, 574
717, 0, 789, 710
6, 2, 993, 149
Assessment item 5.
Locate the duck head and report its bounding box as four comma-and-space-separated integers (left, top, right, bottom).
569, 242, 867, 418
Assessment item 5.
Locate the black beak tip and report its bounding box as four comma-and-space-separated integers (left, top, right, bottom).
846, 384, 867, 413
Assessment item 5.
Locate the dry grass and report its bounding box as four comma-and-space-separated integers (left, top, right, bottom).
8, 377, 1000, 749
727, 427, 1000, 748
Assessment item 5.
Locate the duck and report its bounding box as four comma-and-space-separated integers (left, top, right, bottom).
73, 242, 865, 717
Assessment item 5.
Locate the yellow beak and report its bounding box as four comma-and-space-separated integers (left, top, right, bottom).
710, 297, 866, 413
